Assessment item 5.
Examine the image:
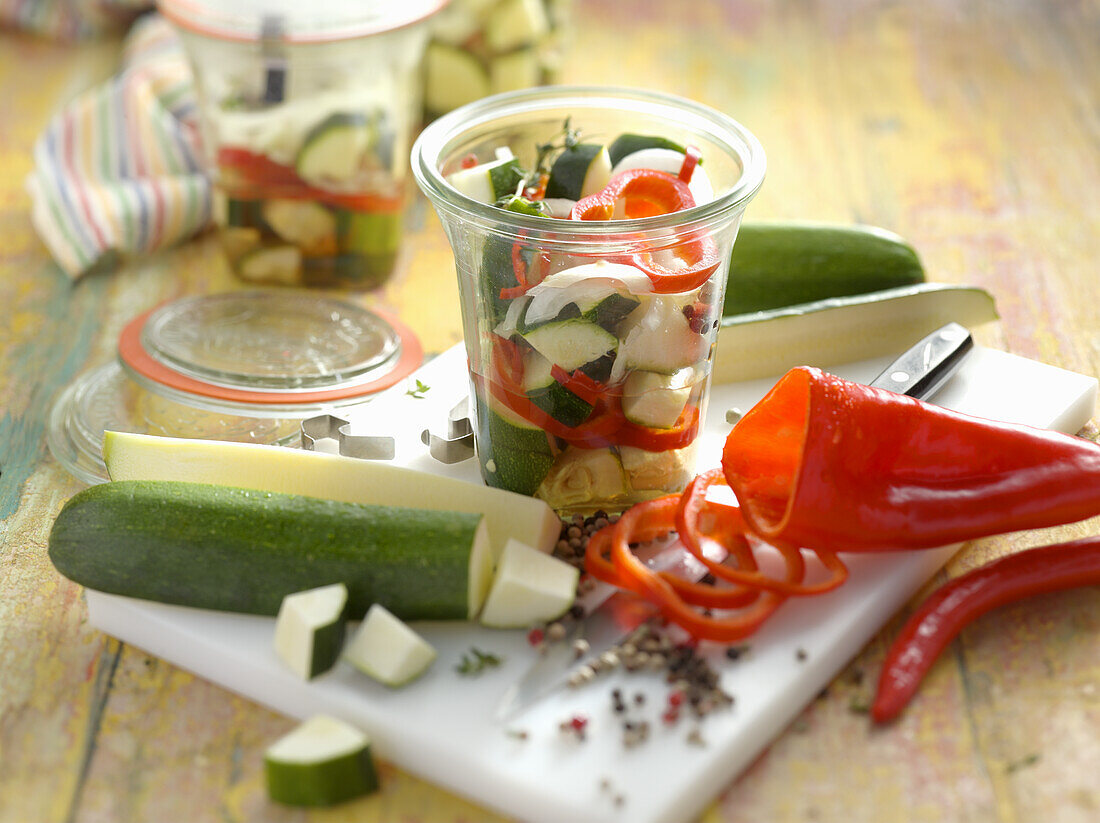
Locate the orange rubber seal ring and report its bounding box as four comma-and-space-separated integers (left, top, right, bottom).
117, 304, 423, 406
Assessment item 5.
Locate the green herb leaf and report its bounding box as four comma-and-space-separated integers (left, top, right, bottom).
406, 379, 430, 399
455, 646, 504, 676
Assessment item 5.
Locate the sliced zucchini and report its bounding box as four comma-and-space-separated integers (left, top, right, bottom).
427, 1, 483, 46
584, 293, 641, 331
424, 42, 489, 116
621, 367, 695, 429
264, 715, 379, 807
273, 583, 348, 681
336, 208, 400, 256
489, 47, 541, 96
607, 133, 688, 166
345, 603, 437, 687
479, 538, 579, 628
262, 200, 338, 255
520, 317, 618, 371
446, 156, 525, 205
521, 261, 651, 327
484, 0, 550, 52
477, 395, 552, 453
522, 349, 594, 427
216, 226, 262, 262
102, 431, 558, 569
544, 143, 612, 200
295, 112, 374, 185
236, 246, 302, 285
713, 284, 1000, 383
616, 297, 709, 375
224, 197, 265, 228
480, 445, 555, 497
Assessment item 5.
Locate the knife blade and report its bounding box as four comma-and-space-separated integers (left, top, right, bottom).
494, 322, 974, 722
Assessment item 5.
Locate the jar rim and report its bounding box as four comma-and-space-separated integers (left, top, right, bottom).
411, 85, 767, 238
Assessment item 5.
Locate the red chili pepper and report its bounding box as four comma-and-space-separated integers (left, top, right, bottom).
569, 169, 721, 295
678, 145, 702, 183
871, 535, 1100, 723
722, 366, 1100, 552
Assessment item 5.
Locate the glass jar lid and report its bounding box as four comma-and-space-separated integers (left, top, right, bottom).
157, 0, 450, 43
118, 290, 421, 414
48, 290, 422, 484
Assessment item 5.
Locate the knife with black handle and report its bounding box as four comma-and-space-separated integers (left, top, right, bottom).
494, 322, 974, 721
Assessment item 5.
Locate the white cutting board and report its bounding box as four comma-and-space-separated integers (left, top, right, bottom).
86, 344, 1097, 823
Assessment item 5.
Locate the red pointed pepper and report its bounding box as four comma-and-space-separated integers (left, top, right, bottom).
721, 366, 1100, 552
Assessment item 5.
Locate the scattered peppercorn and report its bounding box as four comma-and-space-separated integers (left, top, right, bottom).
796, 647, 808, 662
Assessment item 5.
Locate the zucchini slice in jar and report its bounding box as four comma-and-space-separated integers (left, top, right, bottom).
261, 200, 337, 256
295, 112, 375, 185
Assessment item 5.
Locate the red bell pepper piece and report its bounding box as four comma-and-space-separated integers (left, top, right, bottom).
871, 534, 1100, 723
597, 496, 793, 642
570, 169, 721, 295
584, 511, 763, 610
571, 168, 695, 221
675, 469, 849, 596
615, 404, 701, 452
216, 146, 401, 214
721, 366, 1100, 552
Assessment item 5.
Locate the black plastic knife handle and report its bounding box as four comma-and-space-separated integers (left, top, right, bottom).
869, 322, 974, 401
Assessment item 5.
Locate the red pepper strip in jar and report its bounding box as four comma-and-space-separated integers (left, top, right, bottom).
722, 366, 1100, 553
602, 496, 794, 642
570, 169, 721, 295
550, 365, 605, 406
616, 403, 701, 452
585, 508, 764, 610
678, 145, 702, 183
570, 168, 695, 221
871, 535, 1100, 723
676, 469, 849, 596
482, 339, 624, 448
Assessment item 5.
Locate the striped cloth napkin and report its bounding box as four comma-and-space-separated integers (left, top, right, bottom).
26, 12, 211, 278
1, 0, 148, 41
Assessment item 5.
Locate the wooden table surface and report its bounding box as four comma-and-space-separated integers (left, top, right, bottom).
2, 1, 1098, 821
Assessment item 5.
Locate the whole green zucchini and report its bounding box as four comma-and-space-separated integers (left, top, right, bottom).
48, 480, 489, 621
724, 222, 926, 316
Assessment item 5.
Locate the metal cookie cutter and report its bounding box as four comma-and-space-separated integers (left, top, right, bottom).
421, 399, 475, 464
300, 414, 395, 460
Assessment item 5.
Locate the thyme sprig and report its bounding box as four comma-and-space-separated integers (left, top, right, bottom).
526, 117, 582, 189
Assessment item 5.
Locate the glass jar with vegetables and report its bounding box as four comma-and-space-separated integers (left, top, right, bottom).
423, 0, 573, 120
413, 87, 765, 514
160, 0, 447, 289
